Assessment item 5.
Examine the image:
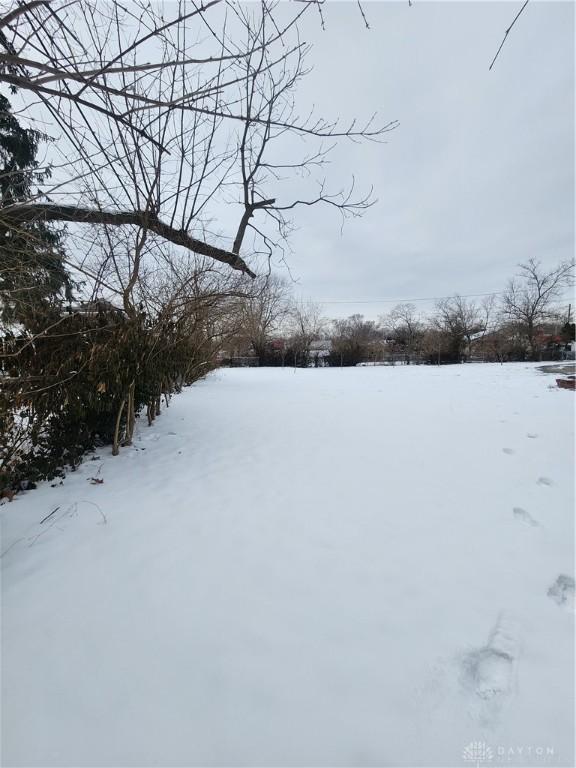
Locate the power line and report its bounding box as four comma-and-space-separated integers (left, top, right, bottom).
317, 291, 504, 305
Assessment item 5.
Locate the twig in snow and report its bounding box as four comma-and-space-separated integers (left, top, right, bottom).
40, 506, 60, 524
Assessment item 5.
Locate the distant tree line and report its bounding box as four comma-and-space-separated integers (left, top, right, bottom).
224, 259, 574, 368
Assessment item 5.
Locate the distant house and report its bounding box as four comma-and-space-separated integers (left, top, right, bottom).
310, 339, 332, 356
62, 299, 124, 318
216, 347, 259, 367
309, 339, 332, 366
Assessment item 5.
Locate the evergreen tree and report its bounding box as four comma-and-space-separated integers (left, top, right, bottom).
0, 94, 70, 328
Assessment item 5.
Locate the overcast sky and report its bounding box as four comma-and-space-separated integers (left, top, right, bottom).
266, 1, 574, 319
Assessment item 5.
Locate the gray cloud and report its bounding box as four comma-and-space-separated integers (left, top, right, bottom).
268, 1, 574, 318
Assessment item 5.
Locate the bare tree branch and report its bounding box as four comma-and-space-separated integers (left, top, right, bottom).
0, 204, 256, 276
489, 0, 530, 71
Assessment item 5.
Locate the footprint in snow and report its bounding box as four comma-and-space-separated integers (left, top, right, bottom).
460, 615, 519, 727
537, 477, 553, 486
502, 448, 515, 455
513, 507, 539, 527
527, 433, 539, 439
547, 575, 575, 610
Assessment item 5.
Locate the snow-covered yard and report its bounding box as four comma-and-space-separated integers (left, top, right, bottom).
1, 364, 574, 767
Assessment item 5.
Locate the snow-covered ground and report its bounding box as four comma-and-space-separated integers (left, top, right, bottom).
1, 364, 574, 767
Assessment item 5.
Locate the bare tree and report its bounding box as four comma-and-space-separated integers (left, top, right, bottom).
235, 273, 292, 359
288, 299, 325, 366
229, 4, 390, 266
434, 295, 483, 363
385, 303, 424, 364
0, 0, 396, 279
330, 314, 381, 366
501, 258, 574, 360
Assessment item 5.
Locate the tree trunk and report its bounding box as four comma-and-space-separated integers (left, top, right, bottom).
112, 398, 126, 456
124, 381, 136, 445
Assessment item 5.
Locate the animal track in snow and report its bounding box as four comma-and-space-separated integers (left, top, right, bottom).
513, 507, 539, 527
547, 575, 575, 609
537, 477, 553, 486
467, 648, 513, 699
526, 433, 539, 439
461, 616, 519, 727
141, 432, 161, 442
502, 448, 515, 455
